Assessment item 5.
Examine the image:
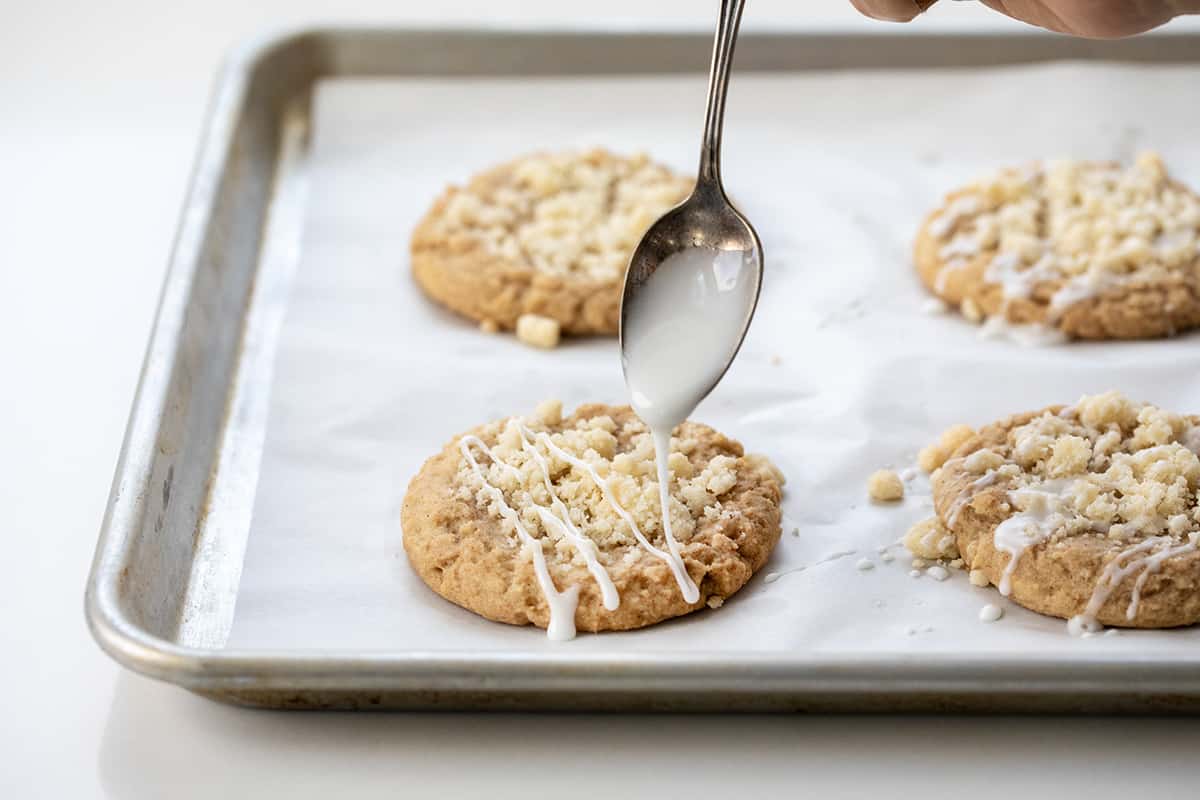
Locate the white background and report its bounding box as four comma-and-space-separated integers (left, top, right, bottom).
3, 1, 1200, 797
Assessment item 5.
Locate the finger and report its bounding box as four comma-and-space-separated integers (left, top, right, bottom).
980, 0, 1178, 38
850, 0, 939, 22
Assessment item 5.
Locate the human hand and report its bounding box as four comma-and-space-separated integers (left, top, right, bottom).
849, 0, 1200, 38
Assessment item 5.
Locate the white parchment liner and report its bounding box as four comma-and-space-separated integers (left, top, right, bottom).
226, 63, 1200, 658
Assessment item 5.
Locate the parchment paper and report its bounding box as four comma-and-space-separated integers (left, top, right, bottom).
226, 62, 1200, 658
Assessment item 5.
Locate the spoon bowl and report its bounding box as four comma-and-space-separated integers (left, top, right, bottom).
619, 185, 763, 419
620, 181, 763, 347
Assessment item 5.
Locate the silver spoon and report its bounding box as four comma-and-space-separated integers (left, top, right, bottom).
619, 0, 763, 409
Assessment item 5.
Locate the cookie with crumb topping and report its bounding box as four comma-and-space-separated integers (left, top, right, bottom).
411, 149, 692, 339
915, 152, 1200, 340
930, 392, 1200, 630
400, 401, 784, 636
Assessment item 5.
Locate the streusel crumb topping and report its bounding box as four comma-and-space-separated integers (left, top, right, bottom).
867, 469, 904, 502
432, 150, 692, 281
454, 401, 777, 568
929, 152, 1200, 305
948, 391, 1200, 542
919, 423, 976, 473
905, 516, 960, 560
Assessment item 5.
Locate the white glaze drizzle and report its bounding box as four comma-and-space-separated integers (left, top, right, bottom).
985, 251, 1051, 301
651, 427, 695, 600
979, 603, 1003, 623
982, 245, 1130, 330
944, 467, 1002, 528
934, 259, 969, 293
1047, 271, 1115, 318
973, 251, 1070, 345
991, 480, 1073, 596
976, 313, 1068, 346
975, 240, 1136, 344
515, 425, 620, 611
939, 233, 982, 260
946, 156, 1190, 336
926, 565, 950, 581
1067, 534, 1198, 635
458, 435, 580, 641
916, 523, 955, 558
928, 195, 981, 239
1154, 227, 1196, 256
520, 423, 700, 603
762, 549, 857, 585
920, 298, 949, 315
986, 473, 1198, 635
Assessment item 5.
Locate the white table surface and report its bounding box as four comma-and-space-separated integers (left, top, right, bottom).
3, 1, 1199, 796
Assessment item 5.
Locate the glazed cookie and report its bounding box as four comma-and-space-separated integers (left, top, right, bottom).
411, 149, 692, 340
401, 400, 784, 638
915, 152, 1200, 339
927, 392, 1200, 632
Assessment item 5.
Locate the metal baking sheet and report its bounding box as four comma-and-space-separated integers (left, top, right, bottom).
87, 27, 1200, 711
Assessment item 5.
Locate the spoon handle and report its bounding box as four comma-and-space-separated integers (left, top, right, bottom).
698, 0, 746, 186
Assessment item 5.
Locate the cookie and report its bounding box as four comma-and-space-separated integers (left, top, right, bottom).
411, 149, 693, 337
929, 392, 1200, 631
915, 152, 1200, 340
401, 400, 784, 638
